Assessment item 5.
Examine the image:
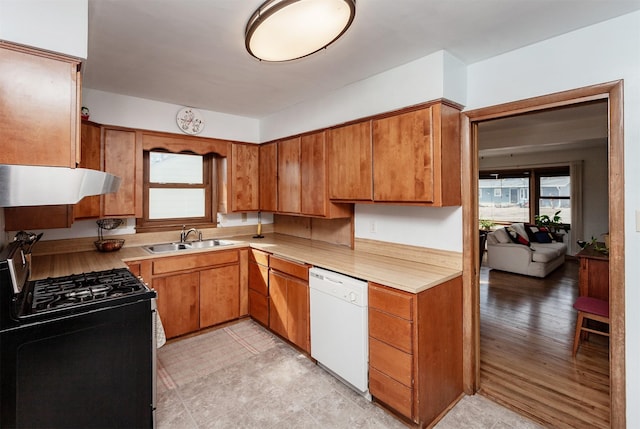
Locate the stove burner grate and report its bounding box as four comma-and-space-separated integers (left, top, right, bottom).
28, 268, 147, 314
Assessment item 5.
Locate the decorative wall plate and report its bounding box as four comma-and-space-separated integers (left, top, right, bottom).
176, 107, 205, 135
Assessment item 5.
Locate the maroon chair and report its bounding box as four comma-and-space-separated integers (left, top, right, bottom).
572, 296, 609, 356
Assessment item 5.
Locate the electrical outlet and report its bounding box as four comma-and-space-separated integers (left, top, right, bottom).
241, 213, 247, 222
369, 221, 376, 233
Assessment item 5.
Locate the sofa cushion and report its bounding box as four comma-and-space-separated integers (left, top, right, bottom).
493, 228, 511, 244
531, 248, 560, 263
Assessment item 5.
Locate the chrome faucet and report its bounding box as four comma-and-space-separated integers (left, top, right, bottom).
180, 225, 199, 243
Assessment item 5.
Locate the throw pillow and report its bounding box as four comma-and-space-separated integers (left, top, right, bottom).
534, 231, 553, 243
505, 226, 530, 246
524, 224, 539, 242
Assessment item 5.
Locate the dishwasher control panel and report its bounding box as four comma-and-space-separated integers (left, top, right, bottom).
309, 268, 367, 306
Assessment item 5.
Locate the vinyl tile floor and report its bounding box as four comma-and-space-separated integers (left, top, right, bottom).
156, 319, 543, 429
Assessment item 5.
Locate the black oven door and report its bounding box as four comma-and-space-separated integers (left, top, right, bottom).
1, 299, 154, 429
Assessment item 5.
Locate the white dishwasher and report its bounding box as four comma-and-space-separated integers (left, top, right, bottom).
309, 267, 370, 399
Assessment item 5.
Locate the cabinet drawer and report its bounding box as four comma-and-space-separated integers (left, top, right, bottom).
153, 250, 238, 275
369, 367, 413, 419
270, 256, 309, 281
249, 249, 270, 266
248, 289, 269, 327
369, 337, 412, 387
369, 282, 413, 320
369, 308, 413, 354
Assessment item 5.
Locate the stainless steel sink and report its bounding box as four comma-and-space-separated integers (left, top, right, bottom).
144, 239, 237, 254
188, 239, 235, 249
144, 243, 192, 253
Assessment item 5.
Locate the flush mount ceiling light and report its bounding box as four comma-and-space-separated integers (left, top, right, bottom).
245, 0, 356, 62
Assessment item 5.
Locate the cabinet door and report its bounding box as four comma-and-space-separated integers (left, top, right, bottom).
259, 142, 278, 212
300, 131, 326, 216
231, 143, 259, 212
103, 127, 142, 217
287, 276, 310, 353
327, 121, 372, 200
200, 264, 240, 328
0, 44, 80, 167
248, 261, 269, 296
153, 272, 199, 339
268, 270, 288, 339
277, 137, 301, 213
74, 122, 102, 219
373, 107, 434, 202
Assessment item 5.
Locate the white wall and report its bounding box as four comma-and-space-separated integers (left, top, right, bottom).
465, 11, 640, 426
82, 89, 260, 143
260, 50, 467, 141
480, 144, 609, 255
0, 0, 88, 58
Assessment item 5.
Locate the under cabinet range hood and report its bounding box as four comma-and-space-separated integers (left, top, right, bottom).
0, 164, 121, 207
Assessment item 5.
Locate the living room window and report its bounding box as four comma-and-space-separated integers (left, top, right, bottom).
479, 166, 571, 226
136, 150, 218, 232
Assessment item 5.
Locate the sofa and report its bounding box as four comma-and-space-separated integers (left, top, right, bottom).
486, 223, 567, 278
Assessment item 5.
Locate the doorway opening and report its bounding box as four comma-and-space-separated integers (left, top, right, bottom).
461, 81, 625, 428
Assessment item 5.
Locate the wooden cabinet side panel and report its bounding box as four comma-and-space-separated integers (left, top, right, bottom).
102, 128, 137, 217
327, 122, 373, 200
199, 264, 240, 328
415, 276, 463, 425
231, 143, 259, 212
277, 137, 301, 213
259, 142, 278, 212
268, 271, 288, 339
434, 103, 462, 206
373, 107, 434, 202
153, 272, 199, 339
239, 248, 249, 316
0, 46, 78, 167
300, 132, 327, 216
287, 277, 310, 353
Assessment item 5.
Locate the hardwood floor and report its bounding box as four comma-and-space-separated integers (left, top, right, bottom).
479, 259, 610, 428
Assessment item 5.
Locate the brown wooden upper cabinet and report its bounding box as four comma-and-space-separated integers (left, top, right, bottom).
74, 122, 102, 220
230, 143, 260, 212
277, 132, 352, 218
102, 127, 143, 218
328, 101, 461, 206
259, 142, 278, 212
0, 42, 81, 168
327, 121, 373, 201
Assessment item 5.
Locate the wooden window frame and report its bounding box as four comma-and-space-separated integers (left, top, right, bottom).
136, 150, 218, 233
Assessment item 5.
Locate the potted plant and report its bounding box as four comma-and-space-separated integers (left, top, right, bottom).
479, 219, 495, 231
535, 210, 570, 233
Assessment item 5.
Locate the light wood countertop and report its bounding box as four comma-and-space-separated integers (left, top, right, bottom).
30, 233, 461, 294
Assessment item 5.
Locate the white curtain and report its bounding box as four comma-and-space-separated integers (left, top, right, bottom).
569, 160, 584, 255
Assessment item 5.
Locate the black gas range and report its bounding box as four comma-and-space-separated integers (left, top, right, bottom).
0, 238, 158, 429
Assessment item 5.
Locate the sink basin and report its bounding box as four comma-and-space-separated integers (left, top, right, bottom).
144, 243, 192, 253
188, 239, 235, 249
144, 239, 236, 254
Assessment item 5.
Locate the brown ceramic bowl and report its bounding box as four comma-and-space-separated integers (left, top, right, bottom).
94, 239, 125, 252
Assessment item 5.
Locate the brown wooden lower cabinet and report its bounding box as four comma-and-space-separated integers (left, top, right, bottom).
127, 249, 241, 339
368, 276, 463, 427
268, 256, 310, 353
248, 249, 270, 327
